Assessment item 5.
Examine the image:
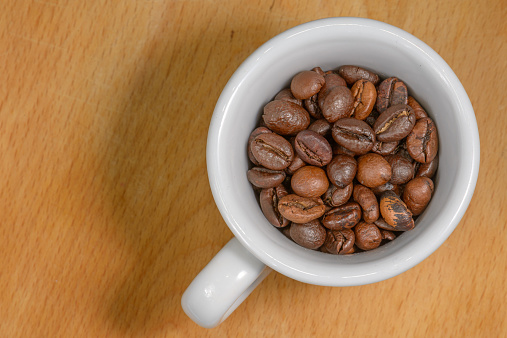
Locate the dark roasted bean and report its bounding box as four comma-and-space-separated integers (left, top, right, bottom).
350, 79, 377, 120
259, 185, 290, 228
262, 100, 310, 135
290, 220, 327, 250
280, 223, 292, 240
311, 67, 325, 76
307, 119, 332, 136
303, 94, 323, 119
332, 118, 376, 155
247, 167, 286, 188
403, 177, 434, 215
285, 154, 306, 175
337, 65, 380, 86
372, 140, 399, 156
323, 183, 353, 207
274, 88, 303, 106
356, 153, 392, 188
321, 202, 362, 230
321, 86, 354, 122
278, 194, 326, 223
353, 184, 379, 223
250, 133, 294, 170
381, 230, 396, 241
407, 96, 428, 120
291, 70, 325, 100
374, 216, 414, 232
354, 222, 382, 250
332, 143, 357, 156
415, 155, 439, 178
376, 77, 408, 113
323, 228, 355, 254
294, 130, 332, 166
371, 182, 402, 197
248, 127, 272, 165
291, 166, 329, 198
406, 117, 438, 163
326, 155, 357, 188
364, 109, 380, 127
249, 65, 439, 254
380, 191, 414, 229
373, 104, 416, 142
385, 154, 415, 185
318, 73, 347, 111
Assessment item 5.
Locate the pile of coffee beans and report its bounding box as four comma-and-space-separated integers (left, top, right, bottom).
247, 65, 438, 254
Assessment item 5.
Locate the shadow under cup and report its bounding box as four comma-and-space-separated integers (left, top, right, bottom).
208, 19, 478, 286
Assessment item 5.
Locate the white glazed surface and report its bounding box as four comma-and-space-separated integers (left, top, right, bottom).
207, 17, 479, 286
181, 238, 271, 328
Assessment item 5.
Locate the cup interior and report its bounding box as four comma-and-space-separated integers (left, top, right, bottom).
207, 18, 479, 286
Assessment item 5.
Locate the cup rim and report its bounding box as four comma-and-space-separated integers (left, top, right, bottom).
207, 17, 480, 286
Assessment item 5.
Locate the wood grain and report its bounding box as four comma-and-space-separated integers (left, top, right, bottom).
0, 0, 505, 337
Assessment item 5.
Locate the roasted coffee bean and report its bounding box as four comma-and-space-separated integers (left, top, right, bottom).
356, 153, 392, 188
294, 130, 333, 166
354, 222, 382, 251
407, 96, 428, 120
337, 65, 380, 86
274, 88, 303, 106
374, 216, 414, 231
353, 184, 379, 223
250, 133, 294, 170
323, 228, 355, 254
319, 245, 330, 253
247, 167, 286, 188
303, 94, 323, 119
403, 177, 434, 215
364, 109, 380, 127
259, 185, 290, 228
278, 194, 326, 223
321, 86, 354, 122
291, 166, 329, 198
249, 65, 439, 254
285, 154, 306, 175
381, 230, 396, 241
326, 154, 357, 188
332, 118, 376, 155
373, 217, 396, 231
376, 77, 408, 113
323, 183, 353, 207
371, 182, 402, 196
385, 154, 414, 185
373, 104, 416, 142
406, 117, 438, 163
332, 143, 357, 156
248, 127, 272, 165
262, 100, 311, 135
321, 202, 362, 230
318, 73, 347, 110
280, 224, 292, 240
372, 140, 399, 156
415, 155, 438, 178
312, 66, 325, 76
308, 119, 332, 136
380, 191, 414, 229
350, 80, 377, 120
291, 70, 325, 100
290, 220, 327, 250
395, 146, 415, 162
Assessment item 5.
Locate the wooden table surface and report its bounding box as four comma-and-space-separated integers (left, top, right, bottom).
1, 1, 506, 337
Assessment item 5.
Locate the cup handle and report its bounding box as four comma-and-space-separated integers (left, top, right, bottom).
181, 237, 272, 328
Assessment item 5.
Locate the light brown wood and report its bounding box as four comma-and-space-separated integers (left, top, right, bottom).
0, 1, 505, 337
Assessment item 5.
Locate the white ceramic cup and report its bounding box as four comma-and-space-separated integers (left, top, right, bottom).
181, 17, 480, 328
